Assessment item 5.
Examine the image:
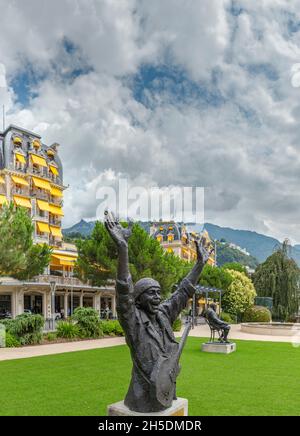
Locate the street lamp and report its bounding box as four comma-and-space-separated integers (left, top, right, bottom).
50, 280, 56, 331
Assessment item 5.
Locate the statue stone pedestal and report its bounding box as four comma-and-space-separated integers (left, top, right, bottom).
107, 397, 188, 416
201, 342, 236, 354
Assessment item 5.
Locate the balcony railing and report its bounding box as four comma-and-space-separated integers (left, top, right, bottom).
50, 238, 63, 248
27, 274, 88, 287
30, 190, 49, 201
49, 217, 61, 226
34, 235, 49, 244
11, 187, 30, 196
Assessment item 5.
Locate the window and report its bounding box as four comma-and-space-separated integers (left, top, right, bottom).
0, 295, 12, 318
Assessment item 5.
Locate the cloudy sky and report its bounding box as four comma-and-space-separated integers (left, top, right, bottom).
1, 0, 300, 242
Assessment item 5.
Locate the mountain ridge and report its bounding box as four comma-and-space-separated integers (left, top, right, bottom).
63, 219, 300, 265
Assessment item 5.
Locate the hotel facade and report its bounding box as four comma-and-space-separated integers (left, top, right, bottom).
0, 125, 116, 322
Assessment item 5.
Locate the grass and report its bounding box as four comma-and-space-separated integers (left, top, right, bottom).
0, 337, 299, 415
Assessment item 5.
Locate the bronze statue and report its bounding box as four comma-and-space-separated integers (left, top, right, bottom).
205, 303, 230, 343
105, 211, 213, 413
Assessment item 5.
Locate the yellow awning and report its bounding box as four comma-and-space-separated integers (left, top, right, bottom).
49, 165, 59, 176
0, 176, 5, 184
37, 221, 50, 233
13, 195, 32, 209
50, 226, 63, 238
15, 153, 26, 164
12, 175, 29, 186
49, 204, 64, 216
32, 176, 51, 191
50, 186, 63, 197
0, 195, 8, 205
51, 254, 77, 266
37, 199, 50, 212
31, 154, 48, 167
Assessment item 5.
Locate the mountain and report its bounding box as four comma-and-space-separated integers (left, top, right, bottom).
63, 219, 300, 265
63, 219, 96, 237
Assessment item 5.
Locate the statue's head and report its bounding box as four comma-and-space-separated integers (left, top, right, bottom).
209, 303, 217, 312
134, 278, 161, 315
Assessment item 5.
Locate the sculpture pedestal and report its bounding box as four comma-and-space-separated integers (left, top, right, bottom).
201, 342, 236, 354
107, 397, 188, 416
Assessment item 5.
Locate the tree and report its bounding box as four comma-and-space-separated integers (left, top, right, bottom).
76, 221, 192, 298
199, 264, 233, 290
222, 262, 248, 275
252, 240, 300, 320
0, 203, 51, 279
76, 221, 118, 286
222, 269, 256, 317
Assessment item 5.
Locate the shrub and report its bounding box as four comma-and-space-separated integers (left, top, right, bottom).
2, 313, 44, 345
101, 320, 124, 336
5, 332, 21, 348
72, 307, 103, 338
56, 321, 80, 339
44, 332, 57, 342
222, 270, 256, 316
243, 305, 272, 323
172, 318, 182, 332
220, 312, 236, 324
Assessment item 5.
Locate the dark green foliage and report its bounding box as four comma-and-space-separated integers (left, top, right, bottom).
100, 320, 124, 336
44, 332, 57, 342
0, 203, 51, 279
222, 262, 248, 275
220, 312, 236, 324
243, 305, 272, 323
4, 332, 21, 347
76, 221, 118, 286
253, 241, 300, 321
199, 264, 233, 290
172, 318, 182, 332
76, 221, 192, 298
2, 313, 44, 345
72, 307, 103, 338
215, 241, 258, 268
56, 321, 80, 338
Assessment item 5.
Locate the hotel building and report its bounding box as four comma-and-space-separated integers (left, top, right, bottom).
0, 125, 115, 322
150, 221, 215, 265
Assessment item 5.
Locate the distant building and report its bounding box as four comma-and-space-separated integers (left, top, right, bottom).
150, 221, 215, 265
0, 125, 115, 321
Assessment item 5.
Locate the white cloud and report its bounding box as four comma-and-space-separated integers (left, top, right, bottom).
1, 1, 300, 243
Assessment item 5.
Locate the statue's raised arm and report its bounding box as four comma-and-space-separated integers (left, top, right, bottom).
104, 211, 132, 282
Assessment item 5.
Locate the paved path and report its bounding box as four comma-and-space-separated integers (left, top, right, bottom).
189, 323, 296, 343
0, 324, 295, 362
0, 337, 126, 362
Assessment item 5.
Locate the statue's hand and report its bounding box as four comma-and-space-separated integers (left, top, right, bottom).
104, 211, 133, 248
195, 238, 214, 265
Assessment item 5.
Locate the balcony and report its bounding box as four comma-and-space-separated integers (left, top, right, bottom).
27, 166, 47, 178
33, 214, 49, 223
50, 196, 63, 206
14, 164, 26, 173
30, 189, 49, 201
49, 217, 61, 226
27, 274, 88, 287
34, 234, 49, 245
50, 238, 63, 248
11, 186, 30, 197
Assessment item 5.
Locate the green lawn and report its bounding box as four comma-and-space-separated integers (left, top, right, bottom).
0, 337, 299, 416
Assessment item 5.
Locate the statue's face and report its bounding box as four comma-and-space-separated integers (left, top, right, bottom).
138, 286, 161, 315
